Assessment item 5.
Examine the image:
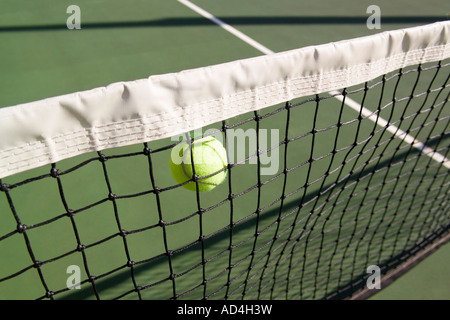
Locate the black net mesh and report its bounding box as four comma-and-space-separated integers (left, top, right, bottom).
0, 60, 449, 300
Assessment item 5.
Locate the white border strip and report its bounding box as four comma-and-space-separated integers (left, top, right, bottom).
179, 0, 450, 169
0, 17, 449, 178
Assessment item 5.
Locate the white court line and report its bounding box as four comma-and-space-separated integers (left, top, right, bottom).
178, 0, 450, 169
178, 0, 274, 55
330, 91, 450, 169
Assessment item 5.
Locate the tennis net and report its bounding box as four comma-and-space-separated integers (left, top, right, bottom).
0, 21, 449, 300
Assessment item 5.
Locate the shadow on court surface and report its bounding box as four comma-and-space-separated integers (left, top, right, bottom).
0, 16, 446, 32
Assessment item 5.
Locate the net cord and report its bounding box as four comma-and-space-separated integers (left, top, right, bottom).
0, 21, 449, 179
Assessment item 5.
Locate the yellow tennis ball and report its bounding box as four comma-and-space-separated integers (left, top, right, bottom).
170, 136, 228, 192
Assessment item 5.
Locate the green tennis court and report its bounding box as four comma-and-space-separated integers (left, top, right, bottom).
0, 0, 449, 300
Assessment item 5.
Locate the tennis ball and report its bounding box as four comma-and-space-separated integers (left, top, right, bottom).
170, 136, 228, 192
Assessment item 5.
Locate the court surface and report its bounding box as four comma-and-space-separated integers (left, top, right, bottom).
0, 0, 449, 300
